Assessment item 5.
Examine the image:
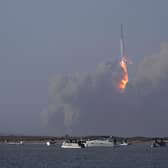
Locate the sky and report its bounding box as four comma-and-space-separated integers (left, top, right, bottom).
0, 0, 168, 136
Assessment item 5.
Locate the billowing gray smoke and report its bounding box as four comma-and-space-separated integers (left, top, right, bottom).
135, 43, 168, 88
43, 43, 168, 136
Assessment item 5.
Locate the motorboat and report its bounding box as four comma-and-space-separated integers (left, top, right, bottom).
151, 139, 166, 148
7, 141, 24, 145
119, 140, 129, 146
61, 139, 85, 149
120, 142, 129, 146
46, 141, 51, 146
151, 143, 160, 148
46, 140, 56, 146
85, 139, 115, 147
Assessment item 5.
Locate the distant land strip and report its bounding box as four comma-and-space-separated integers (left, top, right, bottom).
0, 135, 168, 144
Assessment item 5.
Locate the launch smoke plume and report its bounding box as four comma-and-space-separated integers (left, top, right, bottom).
135, 43, 168, 87
43, 43, 168, 136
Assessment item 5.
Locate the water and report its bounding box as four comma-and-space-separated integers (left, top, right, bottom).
0, 144, 168, 168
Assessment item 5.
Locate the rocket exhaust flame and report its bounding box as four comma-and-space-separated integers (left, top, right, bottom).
118, 58, 129, 91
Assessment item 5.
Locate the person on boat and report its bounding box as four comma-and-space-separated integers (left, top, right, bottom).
113, 138, 117, 145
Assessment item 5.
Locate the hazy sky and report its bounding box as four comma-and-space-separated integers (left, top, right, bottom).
0, 0, 168, 136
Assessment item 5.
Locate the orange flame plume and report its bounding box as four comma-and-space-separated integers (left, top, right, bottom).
118, 58, 129, 91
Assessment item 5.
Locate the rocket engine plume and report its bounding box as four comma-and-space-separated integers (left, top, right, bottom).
118, 58, 129, 91
117, 24, 130, 92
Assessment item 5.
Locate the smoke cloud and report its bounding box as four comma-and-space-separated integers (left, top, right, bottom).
135, 43, 168, 87
43, 43, 168, 136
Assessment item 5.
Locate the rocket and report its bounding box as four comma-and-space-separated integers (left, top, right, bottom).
120, 24, 131, 64
120, 24, 125, 59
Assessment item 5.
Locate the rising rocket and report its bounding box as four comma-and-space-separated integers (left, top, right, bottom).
118, 24, 130, 91
120, 24, 125, 60
120, 24, 131, 64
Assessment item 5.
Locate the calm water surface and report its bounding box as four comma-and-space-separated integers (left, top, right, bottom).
0, 144, 168, 168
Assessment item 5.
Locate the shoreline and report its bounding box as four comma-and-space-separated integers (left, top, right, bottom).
0, 135, 167, 145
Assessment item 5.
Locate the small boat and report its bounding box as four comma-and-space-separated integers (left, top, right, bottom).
46, 140, 56, 146
151, 139, 166, 148
7, 141, 24, 145
120, 142, 129, 146
120, 139, 129, 146
151, 143, 160, 148
61, 139, 85, 149
46, 141, 51, 146
19, 141, 24, 145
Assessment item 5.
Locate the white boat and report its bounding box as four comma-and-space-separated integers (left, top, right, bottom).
46, 141, 51, 146
61, 140, 85, 149
85, 139, 114, 147
120, 142, 129, 146
119, 140, 129, 146
151, 143, 160, 148
7, 141, 24, 145
19, 141, 24, 145
46, 140, 56, 146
